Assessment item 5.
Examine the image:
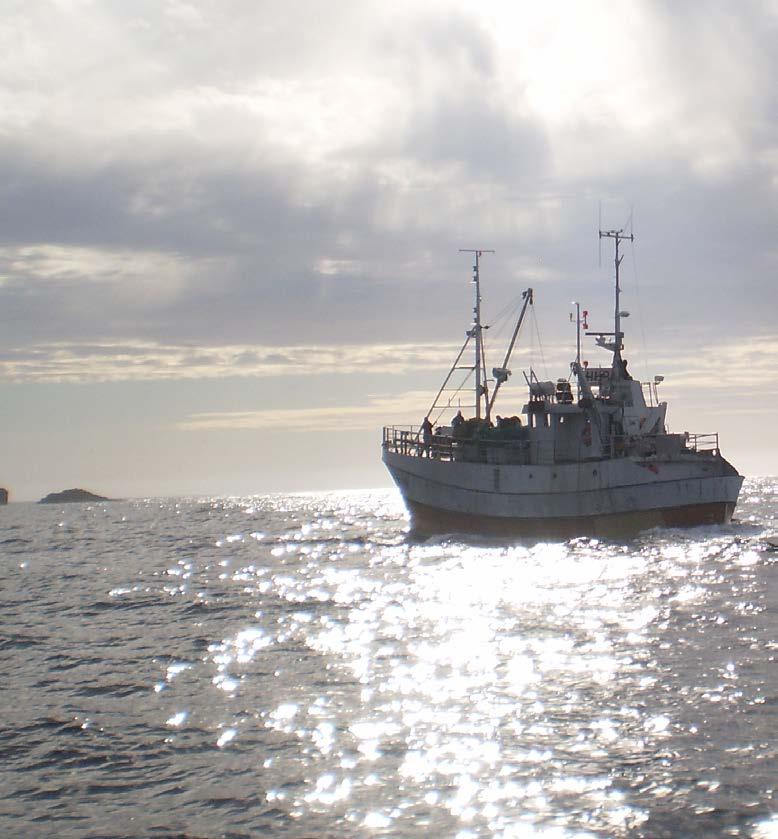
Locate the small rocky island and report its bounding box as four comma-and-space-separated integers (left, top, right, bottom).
39, 488, 112, 504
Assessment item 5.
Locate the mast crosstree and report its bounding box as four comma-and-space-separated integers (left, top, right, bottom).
588, 228, 634, 373
602, 227, 634, 359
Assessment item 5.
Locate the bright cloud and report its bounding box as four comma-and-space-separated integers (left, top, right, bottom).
0, 340, 461, 383
178, 390, 431, 432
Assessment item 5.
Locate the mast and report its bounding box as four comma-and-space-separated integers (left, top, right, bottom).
598, 228, 634, 371
570, 301, 587, 399
460, 248, 494, 419
572, 301, 582, 366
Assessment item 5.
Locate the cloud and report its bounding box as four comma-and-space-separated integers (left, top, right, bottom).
0, 3, 777, 394
649, 335, 778, 393
0, 340, 461, 383
1, 1, 778, 497
174, 332, 778, 434
1, 1, 776, 355
0, 243, 195, 300
177, 390, 432, 432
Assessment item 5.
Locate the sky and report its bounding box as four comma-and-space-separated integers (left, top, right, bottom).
1, 0, 777, 500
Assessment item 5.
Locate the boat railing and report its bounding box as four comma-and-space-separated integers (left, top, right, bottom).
382, 425, 421, 455
685, 432, 720, 455
382, 426, 554, 465
384, 426, 722, 463
608, 431, 721, 458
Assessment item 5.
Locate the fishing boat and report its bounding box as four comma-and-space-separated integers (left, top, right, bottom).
382, 231, 743, 537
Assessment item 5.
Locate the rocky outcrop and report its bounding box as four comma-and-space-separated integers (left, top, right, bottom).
39, 488, 111, 504
0, 488, 7, 505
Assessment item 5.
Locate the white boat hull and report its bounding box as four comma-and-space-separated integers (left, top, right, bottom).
383, 449, 743, 537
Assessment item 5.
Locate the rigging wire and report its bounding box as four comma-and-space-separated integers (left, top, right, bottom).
486, 294, 530, 381
429, 365, 476, 427
427, 287, 532, 425
629, 230, 651, 386
530, 305, 548, 380
487, 293, 528, 337
622, 207, 633, 235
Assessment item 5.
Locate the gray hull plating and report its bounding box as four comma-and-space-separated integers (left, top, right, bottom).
383, 449, 743, 537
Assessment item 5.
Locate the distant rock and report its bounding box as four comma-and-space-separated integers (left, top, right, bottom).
39, 488, 112, 504
0, 488, 7, 505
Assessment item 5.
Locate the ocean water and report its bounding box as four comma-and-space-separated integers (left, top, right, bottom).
2, 479, 777, 839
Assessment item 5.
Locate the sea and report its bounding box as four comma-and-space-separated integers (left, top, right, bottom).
2, 478, 777, 839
